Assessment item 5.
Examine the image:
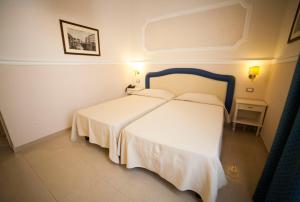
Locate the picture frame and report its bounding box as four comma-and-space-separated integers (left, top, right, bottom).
59, 19, 101, 56
288, 2, 300, 44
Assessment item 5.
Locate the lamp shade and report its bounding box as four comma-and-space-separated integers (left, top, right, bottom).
249, 66, 260, 76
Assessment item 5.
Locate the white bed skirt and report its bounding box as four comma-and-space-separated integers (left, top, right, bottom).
119, 133, 227, 202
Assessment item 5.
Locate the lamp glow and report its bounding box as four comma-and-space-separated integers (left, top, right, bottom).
248, 66, 260, 81
129, 61, 145, 75
128, 61, 145, 85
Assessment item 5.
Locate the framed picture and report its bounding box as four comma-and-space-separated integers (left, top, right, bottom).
288, 2, 300, 43
59, 19, 100, 56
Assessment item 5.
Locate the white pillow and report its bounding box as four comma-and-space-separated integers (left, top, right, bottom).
175, 93, 231, 123
175, 93, 224, 107
132, 89, 175, 100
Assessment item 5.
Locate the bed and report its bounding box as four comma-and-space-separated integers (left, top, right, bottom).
118, 68, 235, 202
71, 89, 174, 164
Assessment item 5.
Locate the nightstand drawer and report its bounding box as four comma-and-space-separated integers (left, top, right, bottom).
238, 104, 265, 112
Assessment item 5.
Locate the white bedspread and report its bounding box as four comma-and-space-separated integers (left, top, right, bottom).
71, 95, 168, 163
119, 100, 227, 202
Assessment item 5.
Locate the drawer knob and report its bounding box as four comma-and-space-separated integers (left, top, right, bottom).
248, 106, 253, 109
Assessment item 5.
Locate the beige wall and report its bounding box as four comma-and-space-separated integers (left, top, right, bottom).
260, 0, 299, 151
129, 0, 287, 61
0, 0, 132, 62
274, 0, 300, 59
0, 0, 132, 148
144, 3, 247, 51
129, 0, 285, 111
261, 62, 296, 150
0, 65, 129, 148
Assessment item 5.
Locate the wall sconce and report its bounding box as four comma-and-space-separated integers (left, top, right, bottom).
133, 69, 140, 76
130, 61, 144, 85
248, 66, 260, 81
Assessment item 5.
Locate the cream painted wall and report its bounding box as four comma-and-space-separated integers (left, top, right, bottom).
274, 0, 300, 59
129, 0, 287, 61
261, 62, 296, 151
0, 0, 132, 62
129, 0, 285, 111
144, 3, 247, 51
0, 65, 128, 147
260, 0, 300, 151
0, 0, 132, 148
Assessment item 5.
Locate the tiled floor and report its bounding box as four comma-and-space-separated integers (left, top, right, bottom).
0, 126, 268, 202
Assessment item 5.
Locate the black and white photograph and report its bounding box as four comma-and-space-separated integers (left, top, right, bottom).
60, 20, 100, 56
288, 2, 300, 43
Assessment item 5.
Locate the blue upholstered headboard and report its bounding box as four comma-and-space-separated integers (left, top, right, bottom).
145, 68, 235, 112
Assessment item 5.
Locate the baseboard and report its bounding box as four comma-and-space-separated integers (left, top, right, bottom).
13, 127, 71, 152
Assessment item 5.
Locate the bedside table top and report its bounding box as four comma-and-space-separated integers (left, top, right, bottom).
236, 98, 267, 106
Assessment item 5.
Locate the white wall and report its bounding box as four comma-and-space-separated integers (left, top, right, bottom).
0, 0, 133, 148
260, 0, 300, 151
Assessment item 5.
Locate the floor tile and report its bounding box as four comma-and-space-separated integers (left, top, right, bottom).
0, 126, 268, 202
0, 151, 55, 202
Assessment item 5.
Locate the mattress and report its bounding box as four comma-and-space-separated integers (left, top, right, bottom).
119, 100, 227, 202
71, 95, 168, 163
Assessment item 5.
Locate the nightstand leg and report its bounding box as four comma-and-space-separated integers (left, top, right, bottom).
256, 127, 261, 136
232, 123, 236, 132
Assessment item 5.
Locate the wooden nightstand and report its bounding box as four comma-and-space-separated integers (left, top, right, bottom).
126, 87, 144, 95
232, 98, 267, 136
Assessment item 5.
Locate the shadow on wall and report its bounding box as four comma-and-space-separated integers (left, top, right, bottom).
0, 111, 14, 150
